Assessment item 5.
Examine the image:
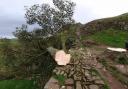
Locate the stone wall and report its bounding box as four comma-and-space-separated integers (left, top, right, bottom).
45, 48, 109, 89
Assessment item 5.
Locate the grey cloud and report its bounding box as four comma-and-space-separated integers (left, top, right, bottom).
0, 20, 25, 38
0, 13, 25, 38
0, 0, 43, 38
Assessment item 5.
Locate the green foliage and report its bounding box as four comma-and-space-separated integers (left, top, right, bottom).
0, 80, 38, 89
117, 57, 128, 65
14, 25, 32, 45
65, 36, 76, 50
59, 23, 79, 51
101, 84, 110, 89
53, 74, 66, 86
86, 28, 128, 47
0, 38, 17, 68
25, 0, 75, 36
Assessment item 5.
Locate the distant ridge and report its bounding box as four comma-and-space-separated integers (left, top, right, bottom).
80, 13, 128, 36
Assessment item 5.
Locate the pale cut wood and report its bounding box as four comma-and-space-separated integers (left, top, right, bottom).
47, 47, 71, 65
107, 47, 127, 52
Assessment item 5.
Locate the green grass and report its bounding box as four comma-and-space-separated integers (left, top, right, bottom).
0, 80, 38, 89
0, 39, 19, 48
10, 39, 19, 45
86, 28, 128, 48
53, 74, 66, 86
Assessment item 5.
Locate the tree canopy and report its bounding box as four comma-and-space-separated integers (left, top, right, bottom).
24, 0, 75, 37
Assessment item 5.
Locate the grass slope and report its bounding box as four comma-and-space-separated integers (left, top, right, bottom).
86, 28, 128, 48
0, 80, 38, 89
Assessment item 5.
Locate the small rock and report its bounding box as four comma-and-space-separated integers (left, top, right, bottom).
74, 74, 82, 80
82, 69, 85, 73
60, 86, 66, 89
89, 85, 99, 89
76, 81, 82, 89
60, 71, 65, 75
92, 76, 101, 80
84, 70, 90, 76
65, 79, 74, 85
67, 86, 73, 89
63, 73, 67, 77
95, 80, 104, 84
83, 77, 87, 82
68, 71, 74, 77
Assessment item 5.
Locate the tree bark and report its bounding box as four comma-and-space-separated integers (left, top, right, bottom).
47, 47, 58, 57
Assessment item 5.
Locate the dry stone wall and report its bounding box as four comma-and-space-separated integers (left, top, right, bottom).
49, 48, 108, 89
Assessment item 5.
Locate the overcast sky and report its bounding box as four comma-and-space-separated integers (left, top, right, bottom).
0, 0, 128, 38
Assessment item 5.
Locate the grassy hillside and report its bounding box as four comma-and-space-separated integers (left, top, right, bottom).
84, 28, 128, 48
80, 13, 128, 48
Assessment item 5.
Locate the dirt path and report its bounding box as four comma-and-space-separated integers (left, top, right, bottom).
100, 69, 127, 89
91, 45, 127, 89
96, 63, 126, 88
